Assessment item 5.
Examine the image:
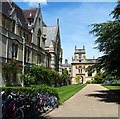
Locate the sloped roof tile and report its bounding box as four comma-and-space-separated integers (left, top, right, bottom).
43, 26, 57, 47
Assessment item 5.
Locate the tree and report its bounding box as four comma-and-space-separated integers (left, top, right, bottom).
60, 69, 71, 86
88, 1, 120, 79
91, 73, 104, 84
75, 75, 81, 84
2, 60, 21, 86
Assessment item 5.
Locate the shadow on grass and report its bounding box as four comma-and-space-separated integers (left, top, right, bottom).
86, 89, 120, 104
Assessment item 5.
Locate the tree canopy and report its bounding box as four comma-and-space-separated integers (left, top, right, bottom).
88, 1, 120, 80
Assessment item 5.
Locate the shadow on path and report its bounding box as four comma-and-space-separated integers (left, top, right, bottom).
40, 117, 119, 119
85, 89, 120, 104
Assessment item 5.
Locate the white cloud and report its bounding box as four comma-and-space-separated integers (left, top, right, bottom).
13, 0, 47, 7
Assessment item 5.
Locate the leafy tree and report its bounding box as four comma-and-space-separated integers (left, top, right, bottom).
88, 1, 120, 79
2, 60, 21, 86
23, 65, 61, 87
60, 69, 71, 86
91, 73, 104, 84
75, 75, 81, 84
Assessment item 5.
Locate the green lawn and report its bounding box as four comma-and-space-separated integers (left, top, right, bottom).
55, 84, 87, 104
102, 85, 120, 95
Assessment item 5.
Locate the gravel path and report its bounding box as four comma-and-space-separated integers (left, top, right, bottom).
45, 84, 119, 118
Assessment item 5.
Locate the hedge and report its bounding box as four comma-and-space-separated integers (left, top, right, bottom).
1, 84, 58, 98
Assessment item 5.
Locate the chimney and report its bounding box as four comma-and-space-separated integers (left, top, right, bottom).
65, 59, 68, 64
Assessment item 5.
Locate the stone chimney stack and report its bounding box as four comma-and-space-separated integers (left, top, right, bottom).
65, 59, 68, 64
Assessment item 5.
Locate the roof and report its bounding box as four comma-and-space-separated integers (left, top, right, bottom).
72, 62, 96, 64
0, 1, 12, 17
23, 8, 38, 20
1, 1, 28, 30
62, 64, 71, 67
43, 26, 57, 47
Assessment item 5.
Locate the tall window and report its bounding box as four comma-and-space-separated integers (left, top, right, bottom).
79, 54, 82, 60
23, 32, 26, 39
37, 30, 41, 47
37, 37, 40, 47
78, 69, 82, 74
12, 43, 18, 59
27, 49, 30, 62
37, 54, 41, 64
11, 22, 15, 32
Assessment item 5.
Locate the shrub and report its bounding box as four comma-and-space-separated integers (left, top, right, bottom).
86, 80, 92, 84
91, 73, 104, 84
1, 84, 58, 98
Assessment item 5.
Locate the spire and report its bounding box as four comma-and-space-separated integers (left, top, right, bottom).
83, 45, 85, 49
75, 46, 76, 49
38, 3, 40, 8
57, 18, 59, 25
72, 56, 74, 61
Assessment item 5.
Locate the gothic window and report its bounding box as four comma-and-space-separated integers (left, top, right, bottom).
11, 22, 15, 32
27, 49, 30, 62
37, 37, 40, 47
37, 54, 41, 64
23, 32, 26, 39
12, 43, 18, 59
37, 29, 41, 47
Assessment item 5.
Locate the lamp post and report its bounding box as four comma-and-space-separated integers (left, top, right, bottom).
22, 37, 25, 87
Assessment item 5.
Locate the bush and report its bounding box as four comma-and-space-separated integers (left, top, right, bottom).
1, 84, 58, 98
91, 73, 104, 84
23, 65, 61, 87
86, 80, 92, 84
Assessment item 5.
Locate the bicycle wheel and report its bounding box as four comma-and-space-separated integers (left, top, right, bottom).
14, 108, 24, 119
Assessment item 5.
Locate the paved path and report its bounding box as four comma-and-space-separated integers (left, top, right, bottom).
45, 84, 119, 117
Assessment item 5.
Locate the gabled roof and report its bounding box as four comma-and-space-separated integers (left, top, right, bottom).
0, 1, 12, 17
1, 1, 28, 30
23, 8, 39, 20
43, 26, 58, 47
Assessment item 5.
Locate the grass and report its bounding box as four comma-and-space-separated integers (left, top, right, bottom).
102, 85, 120, 95
55, 84, 87, 104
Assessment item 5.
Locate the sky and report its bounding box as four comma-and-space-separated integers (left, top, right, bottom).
14, 1, 117, 63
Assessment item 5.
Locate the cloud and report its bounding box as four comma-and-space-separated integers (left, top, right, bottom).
13, 0, 47, 7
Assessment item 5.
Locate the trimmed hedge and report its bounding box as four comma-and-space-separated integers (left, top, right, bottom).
1, 84, 58, 98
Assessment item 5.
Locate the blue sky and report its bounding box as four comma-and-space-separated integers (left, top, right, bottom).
14, 1, 116, 63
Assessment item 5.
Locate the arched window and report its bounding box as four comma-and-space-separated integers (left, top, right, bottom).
12, 43, 18, 59
11, 21, 15, 32
37, 29, 41, 47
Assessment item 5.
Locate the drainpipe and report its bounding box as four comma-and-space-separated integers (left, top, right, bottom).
22, 37, 25, 87
6, 32, 9, 62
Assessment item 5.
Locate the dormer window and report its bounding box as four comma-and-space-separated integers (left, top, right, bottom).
28, 18, 34, 25
27, 13, 34, 26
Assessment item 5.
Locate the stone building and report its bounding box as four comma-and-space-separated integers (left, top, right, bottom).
61, 59, 71, 77
43, 19, 63, 72
71, 46, 97, 84
0, 0, 62, 86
